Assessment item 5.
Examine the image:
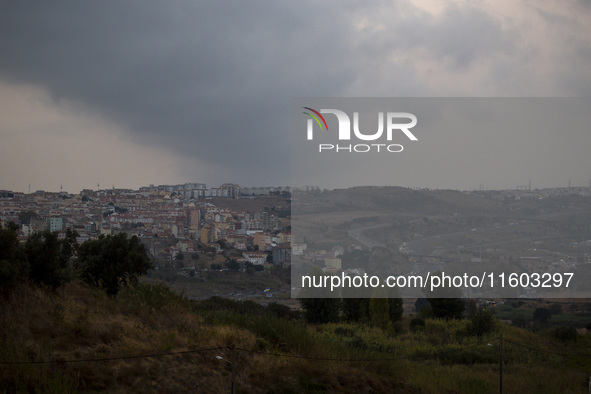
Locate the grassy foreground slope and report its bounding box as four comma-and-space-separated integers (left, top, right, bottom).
1, 282, 591, 393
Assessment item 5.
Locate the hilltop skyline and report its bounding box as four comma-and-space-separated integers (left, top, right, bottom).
2, 180, 590, 196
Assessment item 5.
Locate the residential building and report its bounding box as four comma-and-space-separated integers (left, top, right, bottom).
48, 217, 63, 232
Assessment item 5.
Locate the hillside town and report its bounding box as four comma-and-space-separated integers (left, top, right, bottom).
0, 183, 295, 273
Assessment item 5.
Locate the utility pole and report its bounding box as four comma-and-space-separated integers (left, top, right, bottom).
216, 349, 236, 394
499, 334, 503, 394
231, 346, 236, 394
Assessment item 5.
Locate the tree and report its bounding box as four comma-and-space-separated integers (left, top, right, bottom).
425, 271, 465, 320
342, 298, 370, 323
299, 298, 341, 324
25, 229, 78, 290
415, 298, 431, 316
76, 233, 152, 295
388, 297, 403, 323
370, 297, 392, 331
368, 282, 403, 331
468, 306, 496, 341
18, 211, 37, 225
428, 298, 465, 320
0, 223, 29, 293
226, 259, 240, 271
533, 307, 552, 324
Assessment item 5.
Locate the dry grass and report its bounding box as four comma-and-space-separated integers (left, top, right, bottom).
2, 283, 591, 393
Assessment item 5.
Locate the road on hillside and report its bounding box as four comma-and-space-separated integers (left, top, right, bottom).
347, 210, 584, 257
347, 224, 388, 249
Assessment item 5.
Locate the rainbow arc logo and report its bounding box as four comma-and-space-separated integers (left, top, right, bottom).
302, 107, 328, 132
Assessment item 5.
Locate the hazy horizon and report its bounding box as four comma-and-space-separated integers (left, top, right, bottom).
3, 182, 590, 196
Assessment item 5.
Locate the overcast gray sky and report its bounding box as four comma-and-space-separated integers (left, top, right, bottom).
1, 1, 590, 193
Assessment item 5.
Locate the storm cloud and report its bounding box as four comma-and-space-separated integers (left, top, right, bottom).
1, 1, 590, 191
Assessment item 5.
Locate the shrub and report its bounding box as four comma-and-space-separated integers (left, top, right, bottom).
512, 317, 528, 328
193, 296, 267, 317
548, 303, 563, 315
410, 317, 426, 332
118, 281, 188, 313
267, 302, 300, 320
334, 327, 354, 337
554, 326, 577, 344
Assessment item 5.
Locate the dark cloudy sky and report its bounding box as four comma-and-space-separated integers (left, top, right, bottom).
1, 1, 590, 193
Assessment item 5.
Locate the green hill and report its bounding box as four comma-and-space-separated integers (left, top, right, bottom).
2, 282, 591, 393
